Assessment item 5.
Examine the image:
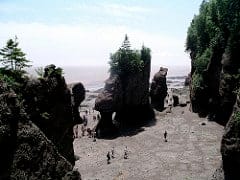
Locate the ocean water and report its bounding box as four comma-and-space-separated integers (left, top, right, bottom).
28, 65, 190, 91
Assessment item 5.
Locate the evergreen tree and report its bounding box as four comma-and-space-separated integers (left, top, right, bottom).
0, 36, 31, 72
109, 35, 150, 76
121, 34, 131, 50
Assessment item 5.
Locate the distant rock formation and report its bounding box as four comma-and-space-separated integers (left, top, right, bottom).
95, 37, 154, 137
0, 80, 81, 179
72, 82, 85, 124
150, 67, 168, 111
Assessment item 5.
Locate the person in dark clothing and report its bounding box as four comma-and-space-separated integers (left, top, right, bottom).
164, 130, 168, 142
111, 147, 115, 159
107, 151, 111, 164
124, 146, 128, 159
83, 115, 88, 127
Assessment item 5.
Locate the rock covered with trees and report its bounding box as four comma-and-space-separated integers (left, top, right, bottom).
0, 37, 82, 179
186, 0, 240, 122
0, 77, 81, 180
23, 64, 78, 165
186, 0, 240, 179
95, 35, 154, 137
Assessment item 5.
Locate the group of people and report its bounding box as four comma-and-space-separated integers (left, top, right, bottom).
106, 131, 167, 164
106, 146, 128, 164
73, 108, 101, 142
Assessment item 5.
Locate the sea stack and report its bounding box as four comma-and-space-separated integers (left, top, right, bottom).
150, 67, 168, 111
72, 82, 85, 124
95, 35, 154, 137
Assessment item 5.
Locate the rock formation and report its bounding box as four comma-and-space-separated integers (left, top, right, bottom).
0, 79, 81, 179
20, 64, 86, 171
186, 0, 240, 123
95, 75, 122, 136
23, 65, 77, 165
221, 92, 240, 179
95, 37, 154, 137
150, 67, 168, 111
72, 82, 85, 124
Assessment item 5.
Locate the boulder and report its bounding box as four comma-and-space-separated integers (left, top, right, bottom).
150, 67, 168, 111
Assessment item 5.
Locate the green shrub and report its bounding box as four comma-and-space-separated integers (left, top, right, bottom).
192, 72, 204, 91
193, 48, 211, 73
233, 111, 240, 126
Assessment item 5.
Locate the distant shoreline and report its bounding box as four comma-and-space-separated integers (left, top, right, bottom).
26, 65, 190, 91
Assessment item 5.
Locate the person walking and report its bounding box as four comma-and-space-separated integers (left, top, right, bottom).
164, 130, 168, 142
107, 151, 111, 164
124, 146, 128, 159
111, 147, 115, 159
93, 131, 96, 142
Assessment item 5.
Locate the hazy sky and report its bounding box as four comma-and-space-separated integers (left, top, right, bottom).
0, 0, 203, 67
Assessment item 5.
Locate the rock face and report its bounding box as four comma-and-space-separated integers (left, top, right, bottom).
221, 93, 240, 180
95, 43, 154, 137
0, 80, 81, 179
215, 49, 239, 125
23, 65, 84, 165
150, 67, 168, 111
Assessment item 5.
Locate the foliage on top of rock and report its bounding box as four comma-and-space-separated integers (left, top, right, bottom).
186, 0, 240, 69
109, 35, 151, 76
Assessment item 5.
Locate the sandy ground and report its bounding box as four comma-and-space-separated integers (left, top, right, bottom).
74, 93, 224, 180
